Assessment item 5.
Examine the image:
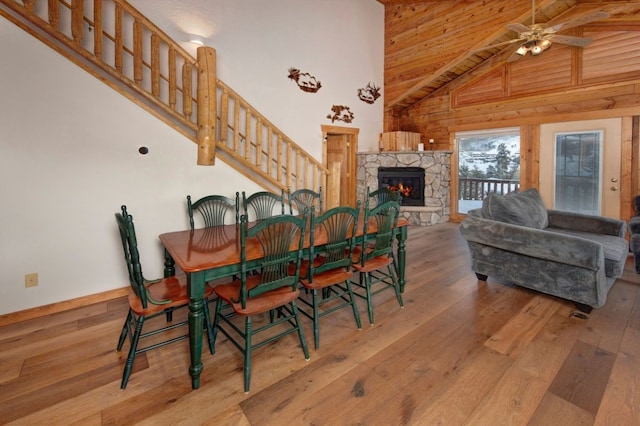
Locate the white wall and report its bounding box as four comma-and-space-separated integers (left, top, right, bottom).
134, 0, 385, 156
0, 0, 383, 315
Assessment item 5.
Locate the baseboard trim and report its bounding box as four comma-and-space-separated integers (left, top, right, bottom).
0, 287, 130, 327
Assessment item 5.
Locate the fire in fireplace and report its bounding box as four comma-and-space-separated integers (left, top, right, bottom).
377, 167, 425, 206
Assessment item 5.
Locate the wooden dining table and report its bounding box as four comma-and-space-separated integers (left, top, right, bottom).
159, 215, 409, 389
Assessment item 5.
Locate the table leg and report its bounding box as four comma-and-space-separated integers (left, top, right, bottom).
187, 271, 206, 389
396, 226, 407, 293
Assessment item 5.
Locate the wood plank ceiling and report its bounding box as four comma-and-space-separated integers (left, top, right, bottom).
377, 0, 640, 112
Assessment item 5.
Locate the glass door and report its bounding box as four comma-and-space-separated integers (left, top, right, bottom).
554, 131, 602, 215
540, 118, 622, 219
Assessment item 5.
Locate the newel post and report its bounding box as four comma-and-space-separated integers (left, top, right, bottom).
196, 46, 217, 165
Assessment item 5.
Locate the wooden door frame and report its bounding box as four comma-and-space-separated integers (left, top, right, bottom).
540, 118, 623, 219
321, 125, 359, 207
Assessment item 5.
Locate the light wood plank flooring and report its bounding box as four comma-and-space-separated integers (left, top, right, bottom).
2, 222, 640, 425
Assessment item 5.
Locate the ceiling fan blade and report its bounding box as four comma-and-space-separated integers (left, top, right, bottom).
506, 23, 531, 34
507, 52, 522, 62
470, 38, 523, 54
550, 10, 609, 32
506, 48, 524, 63
551, 34, 593, 47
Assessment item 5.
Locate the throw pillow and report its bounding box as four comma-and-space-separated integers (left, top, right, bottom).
482, 188, 548, 229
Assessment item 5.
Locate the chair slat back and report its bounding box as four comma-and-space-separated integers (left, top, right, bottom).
115, 205, 148, 308
366, 186, 402, 208
242, 190, 286, 221
239, 212, 307, 308
289, 188, 322, 214
359, 201, 400, 265
191, 226, 233, 252
307, 204, 359, 280
187, 193, 239, 229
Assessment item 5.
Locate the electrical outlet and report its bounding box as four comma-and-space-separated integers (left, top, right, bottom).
25, 273, 38, 288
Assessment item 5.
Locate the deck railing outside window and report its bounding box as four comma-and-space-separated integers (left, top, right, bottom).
458, 178, 520, 212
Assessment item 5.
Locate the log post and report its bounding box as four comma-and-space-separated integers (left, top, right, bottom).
196, 46, 217, 165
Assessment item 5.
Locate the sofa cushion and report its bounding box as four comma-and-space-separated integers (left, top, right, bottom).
546, 227, 628, 278
482, 188, 549, 229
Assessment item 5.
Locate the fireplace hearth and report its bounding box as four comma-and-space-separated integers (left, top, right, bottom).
378, 166, 425, 206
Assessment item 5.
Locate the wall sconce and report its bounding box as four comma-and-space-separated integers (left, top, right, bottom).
188, 34, 204, 46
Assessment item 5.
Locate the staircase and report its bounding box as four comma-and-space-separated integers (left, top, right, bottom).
0, 0, 329, 196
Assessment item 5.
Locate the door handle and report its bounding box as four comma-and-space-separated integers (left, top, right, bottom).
611, 186, 618, 191
611, 178, 618, 182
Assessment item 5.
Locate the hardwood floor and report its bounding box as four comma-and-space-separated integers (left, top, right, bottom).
2, 222, 640, 425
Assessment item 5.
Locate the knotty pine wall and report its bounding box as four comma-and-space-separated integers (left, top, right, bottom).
382, 1, 640, 221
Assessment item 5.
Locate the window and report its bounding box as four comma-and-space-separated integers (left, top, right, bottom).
554, 131, 602, 215
456, 128, 521, 214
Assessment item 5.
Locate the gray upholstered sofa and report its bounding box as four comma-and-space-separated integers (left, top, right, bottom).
627, 195, 640, 273
459, 188, 628, 312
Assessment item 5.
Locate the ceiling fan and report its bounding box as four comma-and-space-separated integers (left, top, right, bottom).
475, 0, 609, 62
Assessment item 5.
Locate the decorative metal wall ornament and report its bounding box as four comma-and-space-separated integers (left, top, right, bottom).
326, 105, 355, 123
288, 67, 322, 93
357, 82, 381, 104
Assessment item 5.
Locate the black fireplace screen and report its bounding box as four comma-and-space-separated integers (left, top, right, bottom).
377, 167, 425, 206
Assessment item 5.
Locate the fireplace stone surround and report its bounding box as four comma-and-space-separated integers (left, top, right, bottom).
356, 151, 451, 226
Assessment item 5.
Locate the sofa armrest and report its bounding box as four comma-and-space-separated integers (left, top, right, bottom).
629, 216, 640, 235
460, 215, 603, 271
547, 209, 626, 238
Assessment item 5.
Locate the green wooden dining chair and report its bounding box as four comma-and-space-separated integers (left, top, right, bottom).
297, 204, 361, 349
115, 205, 215, 389
366, 186, 402, 207
288, 187, 322, 215
187, 193, 239, 229
242, 190, 287, 221
351, 200, 404, 325
211, 212, 310, 393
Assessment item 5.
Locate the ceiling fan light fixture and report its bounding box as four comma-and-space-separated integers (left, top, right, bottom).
531, 39, 552, 55
472, 0, 608, 63
516, 40, 537, 56
531, 42, 544, 55
535, 39, 552, 54
516, 44, 530, 56
518, 39, 552, 57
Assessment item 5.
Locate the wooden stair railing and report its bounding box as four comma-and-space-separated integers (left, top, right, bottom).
0, 0, 329, 197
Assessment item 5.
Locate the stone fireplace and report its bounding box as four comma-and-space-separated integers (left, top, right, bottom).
357, 151, 451, 226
